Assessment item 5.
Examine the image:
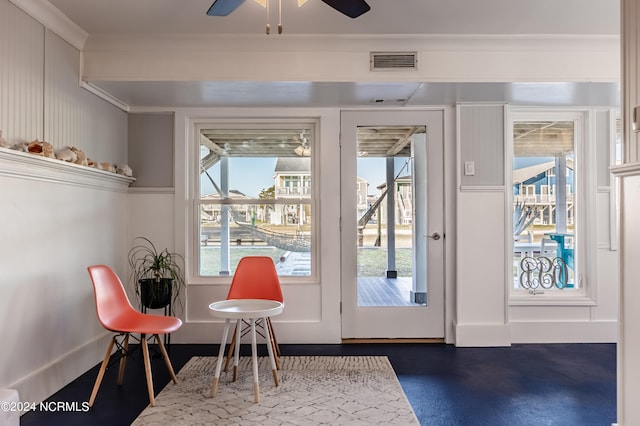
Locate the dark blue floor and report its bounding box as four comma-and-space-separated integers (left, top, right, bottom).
20, 343, 616, 426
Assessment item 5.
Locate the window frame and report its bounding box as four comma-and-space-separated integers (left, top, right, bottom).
187, 118, 320, 285
508, 109, 598, 306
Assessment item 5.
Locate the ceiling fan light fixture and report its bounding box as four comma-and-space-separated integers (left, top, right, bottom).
255, 0, 306, 6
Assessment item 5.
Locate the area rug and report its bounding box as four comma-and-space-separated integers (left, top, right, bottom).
132, 356, 419, 425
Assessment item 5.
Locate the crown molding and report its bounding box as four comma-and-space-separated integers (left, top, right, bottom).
9, 0, 88, 51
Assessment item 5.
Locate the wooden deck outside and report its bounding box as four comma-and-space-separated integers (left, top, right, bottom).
357, 276, 423, 307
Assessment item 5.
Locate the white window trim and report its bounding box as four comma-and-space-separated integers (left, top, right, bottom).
184, 117, 320, 286
507, 108, 598, 306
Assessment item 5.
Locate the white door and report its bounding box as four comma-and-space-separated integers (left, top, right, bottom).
340, 110, 445, 338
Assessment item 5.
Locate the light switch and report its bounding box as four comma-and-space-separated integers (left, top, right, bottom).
464, 161, 475, 176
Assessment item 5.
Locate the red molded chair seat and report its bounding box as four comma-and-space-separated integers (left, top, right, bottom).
87, 264, 182, 407
223, 256, 284, 373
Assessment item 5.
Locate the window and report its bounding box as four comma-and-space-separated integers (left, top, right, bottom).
511, 115, 583, 295
196, 123, 314, 277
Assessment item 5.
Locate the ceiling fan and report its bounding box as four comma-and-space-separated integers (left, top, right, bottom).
206, 0, 371, 19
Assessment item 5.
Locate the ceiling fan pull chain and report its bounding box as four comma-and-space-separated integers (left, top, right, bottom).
278, 0, 283, 34
265, 0, 270, 34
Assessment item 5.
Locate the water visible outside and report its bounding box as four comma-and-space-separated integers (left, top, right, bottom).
200, 246, 412, 277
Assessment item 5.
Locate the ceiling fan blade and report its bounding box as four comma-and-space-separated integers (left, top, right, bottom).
321, 0, 370, 18
206, 0, 246, 16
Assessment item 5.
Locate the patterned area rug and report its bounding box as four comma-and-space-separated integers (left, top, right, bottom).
132, 356, 419, 425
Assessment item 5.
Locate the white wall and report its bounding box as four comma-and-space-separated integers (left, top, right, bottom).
455, 104, 619, 346
0, 0, 130, 404
0, 0, 624, 407
616, 0, 640, 423
81, 34, 619, 84
127, 108, 343, 344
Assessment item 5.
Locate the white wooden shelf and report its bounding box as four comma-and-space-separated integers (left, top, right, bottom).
0, 147, 135, 191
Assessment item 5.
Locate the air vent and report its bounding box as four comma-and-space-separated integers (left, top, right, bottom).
370, 51, 418, 71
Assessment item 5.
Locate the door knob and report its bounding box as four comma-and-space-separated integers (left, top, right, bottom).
428, 232, 441, 240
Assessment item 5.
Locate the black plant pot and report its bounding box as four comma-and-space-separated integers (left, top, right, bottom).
139, 278, 173, 309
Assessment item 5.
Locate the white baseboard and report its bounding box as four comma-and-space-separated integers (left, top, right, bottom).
454, 323, 511, 347
510, 320, 617, 343
10, 332, 111, 407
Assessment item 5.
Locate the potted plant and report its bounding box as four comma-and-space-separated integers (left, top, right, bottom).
128, 237, 185, 311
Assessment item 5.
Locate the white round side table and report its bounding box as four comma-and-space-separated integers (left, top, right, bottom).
209, 299, 284, 403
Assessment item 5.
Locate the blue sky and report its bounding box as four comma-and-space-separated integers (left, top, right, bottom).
201, 156, 410, 198
201, 158, 277, 198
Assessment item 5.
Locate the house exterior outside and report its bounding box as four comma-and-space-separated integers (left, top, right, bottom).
513, 160, 575, 227
375, 176, 414, 226
272, 157, 311, 226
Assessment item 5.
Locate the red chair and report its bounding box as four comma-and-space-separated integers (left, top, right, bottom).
87, 265, 182, 407
223, 256, 284, 374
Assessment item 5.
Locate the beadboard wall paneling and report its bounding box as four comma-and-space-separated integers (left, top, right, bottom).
44, 30, 128, 165
0, 0, 130, 405
595, 109, 613, 187
44, 29, 83, 151
0, 0, 44, 145
77, 87, 128, 166
622, 0, 640, 163
458, 104, 506, 187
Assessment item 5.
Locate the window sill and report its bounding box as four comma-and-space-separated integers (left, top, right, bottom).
188, 276, 318, 286
509, 292, 597, 306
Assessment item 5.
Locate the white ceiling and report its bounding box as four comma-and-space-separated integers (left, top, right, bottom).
46, 0, 621, 108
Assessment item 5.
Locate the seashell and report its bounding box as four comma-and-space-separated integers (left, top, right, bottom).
70, 147, 88, 166
98, 162, 116, 173
0, 131, 9, 148
41, 141, 55, 158
10, 142, 29, 152
55, 146, 77, 162
27, 140, 44, 155
116, 164, 133, 177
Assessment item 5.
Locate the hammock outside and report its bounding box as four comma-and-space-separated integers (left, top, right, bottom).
201, 158, 408, 252
229, 208, 311, 252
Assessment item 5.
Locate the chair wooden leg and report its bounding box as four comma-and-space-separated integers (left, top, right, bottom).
155, 334, 178, 383
117, 333, 129, 385
267, 318, 281, 370
267, 318, 280, 355
89, 336, 116, 407
263, 316, 279, 387
141, 334, 155, 407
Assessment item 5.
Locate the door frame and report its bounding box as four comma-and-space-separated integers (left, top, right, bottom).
340, 109, 446, 339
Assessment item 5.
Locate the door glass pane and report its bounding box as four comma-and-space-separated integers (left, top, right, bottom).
513, 121, 576, 290
356, 125, 426, 306
199, 127, 313, 276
